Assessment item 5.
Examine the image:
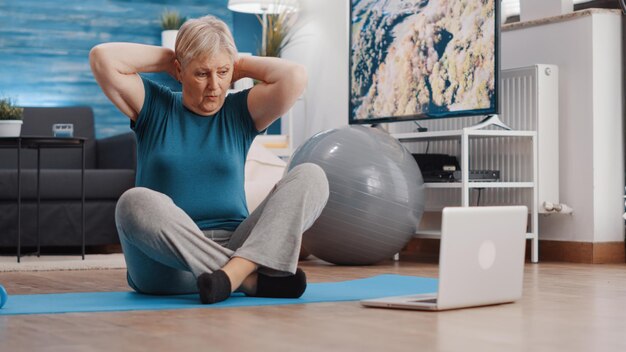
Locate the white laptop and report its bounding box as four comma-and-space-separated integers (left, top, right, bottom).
361, 206, 528, 311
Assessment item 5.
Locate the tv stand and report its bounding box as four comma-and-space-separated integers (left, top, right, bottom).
468, 114, 512, 130
392, 127, 539, 263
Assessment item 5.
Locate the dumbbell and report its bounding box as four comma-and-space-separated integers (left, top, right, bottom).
0, 284, 7, 309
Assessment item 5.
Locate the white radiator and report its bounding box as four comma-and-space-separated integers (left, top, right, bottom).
388, 64, 560, 213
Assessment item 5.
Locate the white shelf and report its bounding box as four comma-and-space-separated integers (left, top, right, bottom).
396, 124, 539, 263
467, 182, 534, 188
412, 230, 442, 239
392, 129, 536, 142
424, 182, 534, 189
414, 230, 536, 240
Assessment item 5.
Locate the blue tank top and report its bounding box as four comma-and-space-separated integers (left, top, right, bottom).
132, 77, 259, 230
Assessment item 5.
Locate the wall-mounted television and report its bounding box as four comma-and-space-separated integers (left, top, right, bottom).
349, 0, 500, 124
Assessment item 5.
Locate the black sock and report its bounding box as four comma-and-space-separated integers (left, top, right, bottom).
252, 268, 307, 298
197, 270, 232, 304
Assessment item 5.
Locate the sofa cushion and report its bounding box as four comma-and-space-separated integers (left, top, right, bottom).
96, 132, 137, 170
0, 201, 120, 246
0, 169, 135, 200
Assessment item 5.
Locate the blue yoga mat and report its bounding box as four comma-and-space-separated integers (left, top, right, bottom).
0, 274, 438, 316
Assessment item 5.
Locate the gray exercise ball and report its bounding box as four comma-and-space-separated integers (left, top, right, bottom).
287, 125, 424, 265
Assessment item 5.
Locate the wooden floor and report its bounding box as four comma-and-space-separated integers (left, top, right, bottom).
1, 259, 625, 352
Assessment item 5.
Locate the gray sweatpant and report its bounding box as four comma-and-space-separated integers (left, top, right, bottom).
115, 163, 329, 295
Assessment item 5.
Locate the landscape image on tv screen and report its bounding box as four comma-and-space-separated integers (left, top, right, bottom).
350, 0, 497, 123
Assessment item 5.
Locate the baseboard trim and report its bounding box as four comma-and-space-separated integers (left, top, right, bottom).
401, 238, 626, 264
400, 238, 440, 263
539, 240, 625, 264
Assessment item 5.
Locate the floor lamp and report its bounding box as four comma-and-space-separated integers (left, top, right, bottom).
227, 0, 299, 56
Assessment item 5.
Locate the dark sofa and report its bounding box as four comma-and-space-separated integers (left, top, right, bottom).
0, 107, 136, 248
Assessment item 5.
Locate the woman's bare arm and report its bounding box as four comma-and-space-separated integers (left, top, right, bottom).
234, 56, 307, 131
89, 43, 176, 121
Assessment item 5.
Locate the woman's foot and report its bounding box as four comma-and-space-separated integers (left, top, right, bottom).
197, 270, 231, 304
197, 262, 306, 303
248, 268, 307, 298
197, 257, 258, 304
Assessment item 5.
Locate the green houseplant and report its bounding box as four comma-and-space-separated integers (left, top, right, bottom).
0, 97, 24, 137
161, 10, 186, 30
258, 2, 298, 57
254, 2, 300, 139
160, 10, 186, 50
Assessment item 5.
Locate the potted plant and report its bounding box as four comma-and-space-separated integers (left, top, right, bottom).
160, 10, 186, 50
256, 2, 299, 136
259, 4, 298, 58
0, 97, 23, 137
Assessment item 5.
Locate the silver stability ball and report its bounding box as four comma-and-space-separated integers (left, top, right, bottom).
287, 125, 424, 265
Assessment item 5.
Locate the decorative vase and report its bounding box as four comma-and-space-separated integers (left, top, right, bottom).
161, 30, 178, 50
0, 120, 23, 137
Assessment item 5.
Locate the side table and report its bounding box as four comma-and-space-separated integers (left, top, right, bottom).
0, 136, 86, 262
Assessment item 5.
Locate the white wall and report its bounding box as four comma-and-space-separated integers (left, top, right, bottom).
502, 11, 624, 242
284, 3, 624, 244
591, 14, 624, 242
282, 0, 349, 149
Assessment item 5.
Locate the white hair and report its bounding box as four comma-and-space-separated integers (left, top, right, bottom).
175, 15, 238, 68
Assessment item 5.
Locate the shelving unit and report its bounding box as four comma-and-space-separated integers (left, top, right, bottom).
392, 127, 539, 263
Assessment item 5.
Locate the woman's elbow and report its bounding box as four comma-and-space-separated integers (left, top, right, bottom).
292, 64, 308, 95
89, 45, 107, 72
89, 44, 117, 72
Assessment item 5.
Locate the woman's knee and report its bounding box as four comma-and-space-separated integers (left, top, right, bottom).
115, 187, 168, 235
291, 163, 329, 200
126, 271, 167, 295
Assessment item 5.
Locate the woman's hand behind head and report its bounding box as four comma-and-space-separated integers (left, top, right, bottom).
231, 56, 247, 86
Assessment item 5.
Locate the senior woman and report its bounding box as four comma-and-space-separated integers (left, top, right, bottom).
89, 15, 329, 304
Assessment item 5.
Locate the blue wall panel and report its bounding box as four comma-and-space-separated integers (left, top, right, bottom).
234, 12, 262, 56
0, 0, 260, 138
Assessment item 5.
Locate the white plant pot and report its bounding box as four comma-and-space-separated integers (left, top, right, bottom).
0, 120, 23, 137
161, 30, 178, 50
520, 0, 573, 22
